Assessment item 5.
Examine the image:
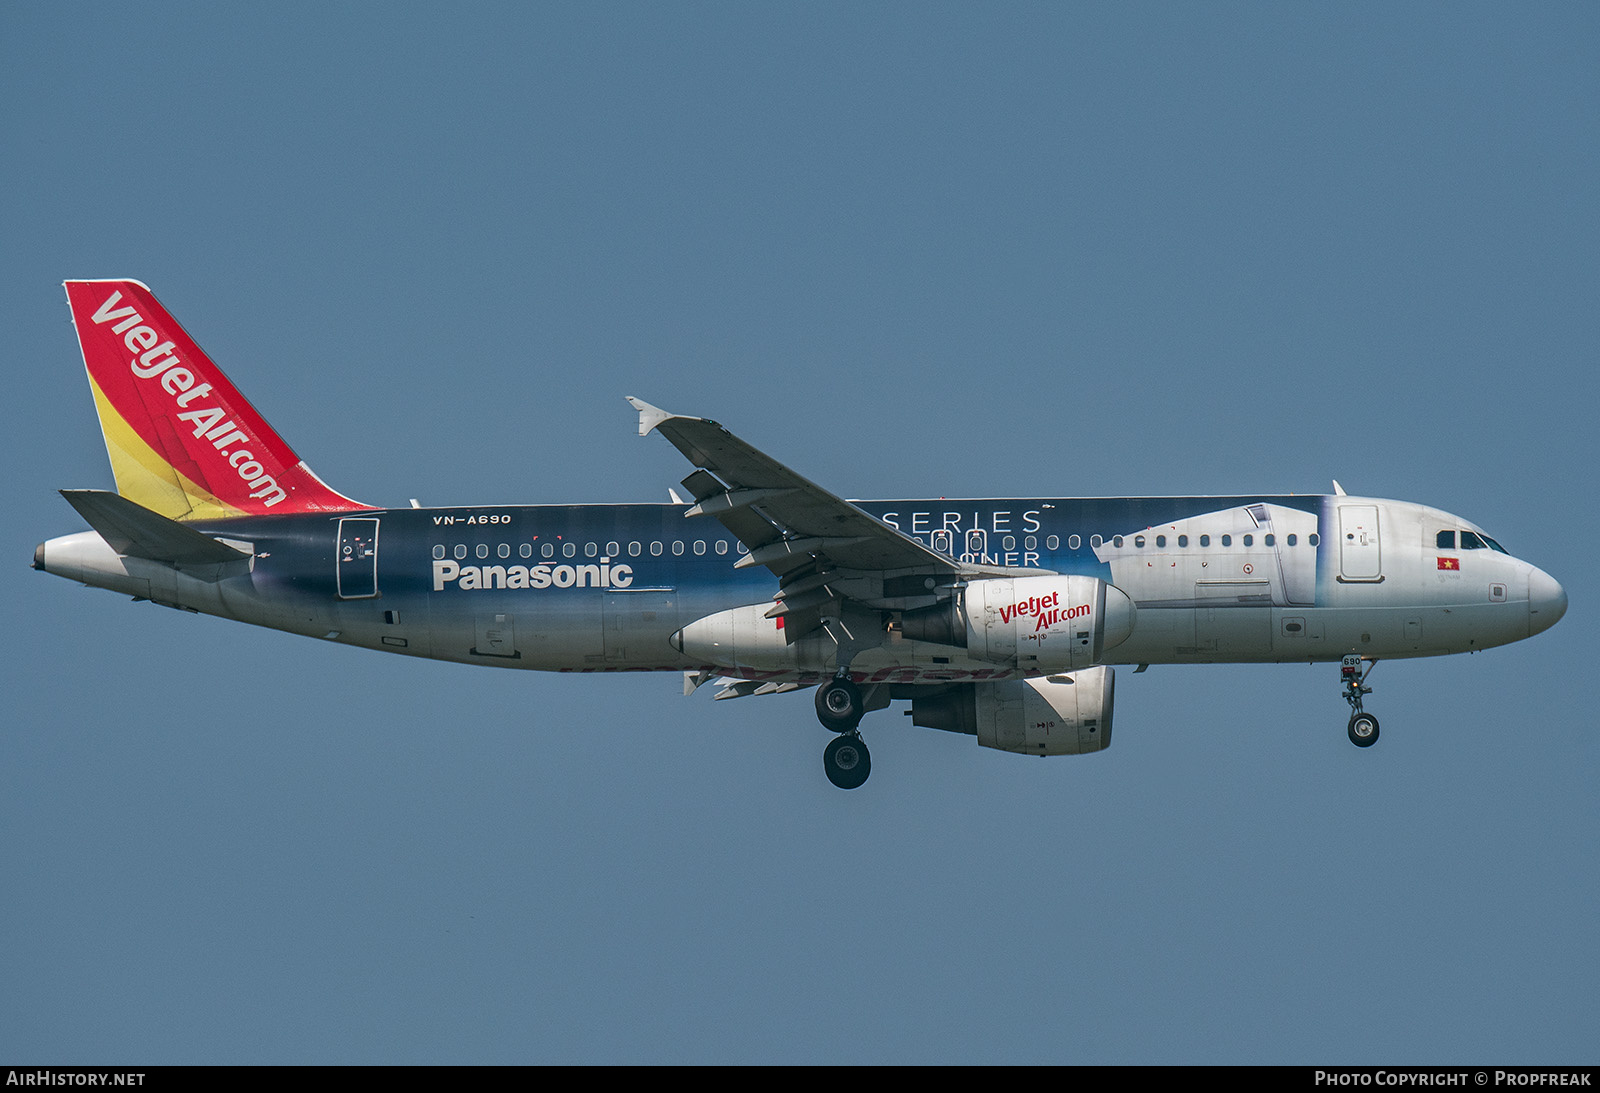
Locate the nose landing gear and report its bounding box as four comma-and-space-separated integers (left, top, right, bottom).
1341, 655, 1380, 748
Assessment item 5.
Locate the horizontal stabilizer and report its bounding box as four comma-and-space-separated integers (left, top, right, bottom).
60, 489, 251, 566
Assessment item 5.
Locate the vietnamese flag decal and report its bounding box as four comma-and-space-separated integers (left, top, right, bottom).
1438, 557, 1460, 571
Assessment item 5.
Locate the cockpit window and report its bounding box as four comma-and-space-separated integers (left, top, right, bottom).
1444, 527, 1509, 554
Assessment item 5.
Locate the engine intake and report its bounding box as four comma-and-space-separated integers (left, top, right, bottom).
901, 575, 1134, 673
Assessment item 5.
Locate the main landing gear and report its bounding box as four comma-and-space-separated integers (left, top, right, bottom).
1340, 654, 1380, 748
816, 673, 871, 789
823, 732, 871, 790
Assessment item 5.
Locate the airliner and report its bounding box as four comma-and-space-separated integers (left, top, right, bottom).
35, 280, 1568, 788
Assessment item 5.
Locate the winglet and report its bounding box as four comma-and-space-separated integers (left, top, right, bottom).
625, 396, 675, 437
1332, 479, 1348, 496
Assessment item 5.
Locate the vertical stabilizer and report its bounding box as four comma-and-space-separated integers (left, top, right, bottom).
63, 280, 372, 520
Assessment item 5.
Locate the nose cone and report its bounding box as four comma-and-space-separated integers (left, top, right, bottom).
1528, 566, 1567, 636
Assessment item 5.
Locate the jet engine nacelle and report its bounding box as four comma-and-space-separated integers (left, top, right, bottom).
910, 667, 1115, 756
903, 575, 1135, 674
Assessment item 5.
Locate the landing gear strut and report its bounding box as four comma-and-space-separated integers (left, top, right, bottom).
1341, 654, 1380, 748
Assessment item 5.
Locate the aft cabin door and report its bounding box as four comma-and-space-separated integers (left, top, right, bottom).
1337, 506, 1382, 582
336, 517, 380, 599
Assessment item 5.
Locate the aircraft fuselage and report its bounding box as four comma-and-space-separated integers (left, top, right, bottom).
37, 493, 1564, 682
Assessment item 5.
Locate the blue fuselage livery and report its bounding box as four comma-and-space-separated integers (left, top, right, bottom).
39, 281, 1567, 788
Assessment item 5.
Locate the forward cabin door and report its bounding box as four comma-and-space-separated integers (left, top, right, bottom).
1337, 505, 1383, 582
336, 517, 380, 599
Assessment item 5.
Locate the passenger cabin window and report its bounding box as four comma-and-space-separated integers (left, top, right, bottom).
1287, 534, 1297, 546
1177, 535, 1188, 547
1155, 535, 1166, 548
1090, 535, 1103, 549
1221, 535, 1232, 547
542, 543, 554, 559
1264, 534, 1274, 546
1199, 534, 1210, 547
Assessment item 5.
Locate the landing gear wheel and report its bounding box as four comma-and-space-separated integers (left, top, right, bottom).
1340, 656, 1380, 749
815, 676, 864, 731
824, 733, 871, 789
1348, 712, 1380, 748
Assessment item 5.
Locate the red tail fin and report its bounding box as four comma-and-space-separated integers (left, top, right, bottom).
64, 280, 372, 520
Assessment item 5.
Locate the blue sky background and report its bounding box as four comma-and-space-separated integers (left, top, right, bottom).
3, 3, 1595, 1064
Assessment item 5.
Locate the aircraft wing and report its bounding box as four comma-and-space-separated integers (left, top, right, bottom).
628, 398, 1051, 640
